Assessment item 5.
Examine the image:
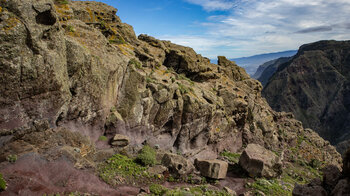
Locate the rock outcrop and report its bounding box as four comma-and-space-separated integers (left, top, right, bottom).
239, 144, 282, 178
262, 40, 350, 153
0, 0, 343, 195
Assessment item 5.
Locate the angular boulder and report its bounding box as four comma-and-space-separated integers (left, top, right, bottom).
331, 179, 350, 196
195, 159, 228, 179
111, 134, 129, 147
239, 144, 282, 178
293, 183, 327, 196
147, 165, 168, 176
343, 148, 350, 178
322, 165, 341, 192
161, 153, 194, 177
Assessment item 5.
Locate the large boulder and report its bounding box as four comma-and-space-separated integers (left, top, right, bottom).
343, 148, 350, 178
322, 165, 341, 192
195, 159, 228, 179
293, 179, 327, 196
147, 165, 168, 176
239, 144, 282, 178
161, 153, 194, 177
331, 179, 350, 196
111, 134, 129, 147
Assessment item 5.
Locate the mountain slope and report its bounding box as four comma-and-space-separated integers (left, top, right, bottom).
257, 57, 292, 86
263, 40, 350, 153
231, 50, 297, 76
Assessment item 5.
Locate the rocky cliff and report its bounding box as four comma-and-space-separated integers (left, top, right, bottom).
0, 0, 343, 195
263, 40, 350, 154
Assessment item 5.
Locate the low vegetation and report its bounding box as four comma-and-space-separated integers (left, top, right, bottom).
6, 154, 17, 163
220, 151, 241, 164
129, 58, 142, 69
98, 135, 108, 141
99, 154, 149, 185
247, 162, 323, 196
136, 145, 157, 166
55, 0, 69, 4
248, 178, 289, 196
149, 184, 231, 196
177, 82, 194, 94
0, 173, 6, 191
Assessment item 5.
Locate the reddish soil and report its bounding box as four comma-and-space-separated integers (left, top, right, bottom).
0, 154, 250, 196
0, 153, 138, 196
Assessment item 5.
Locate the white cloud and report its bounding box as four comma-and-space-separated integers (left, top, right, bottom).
165, 0, 350, 59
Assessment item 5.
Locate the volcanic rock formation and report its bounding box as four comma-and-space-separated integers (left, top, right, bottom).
0, 0, 343, 195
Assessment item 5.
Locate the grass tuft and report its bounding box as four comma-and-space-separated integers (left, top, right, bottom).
0, 173, 6, 191
136, 145, 157, 166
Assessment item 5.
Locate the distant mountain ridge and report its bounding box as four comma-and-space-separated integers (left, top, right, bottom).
230, 50, 297, 76
262, 40, 350, 154
255, 57, 292, 86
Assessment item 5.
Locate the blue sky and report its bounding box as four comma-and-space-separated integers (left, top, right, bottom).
85, 0, 350, 58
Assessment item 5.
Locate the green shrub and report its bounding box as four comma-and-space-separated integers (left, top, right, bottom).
7, 154, 17, 163
149, 184, 167, 195
98, 136, 108, 141
66, 25, 75, 32
309, 159, 321, 169
109, 37, 126, 44
55, 0, 69, 4
136, 145, 156, 166
220, 151, 241, 164
177, 82, 193, 94
0, 173, 6, 191
129, 58, 142, 69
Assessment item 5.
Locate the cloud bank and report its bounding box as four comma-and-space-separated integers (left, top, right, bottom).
162, 0, 350, 58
